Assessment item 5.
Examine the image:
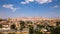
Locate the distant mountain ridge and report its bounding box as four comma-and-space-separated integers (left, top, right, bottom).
9, 17, 60, 21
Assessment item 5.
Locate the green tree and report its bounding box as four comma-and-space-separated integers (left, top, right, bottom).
0, 24, 3, 28
27, 21, 34, 34
20, 21, 25, 26
53, 27, 60, 34
29, 25, 34, 34
37, 25, 44, 28
20, 21, 25, 34
20, 21, 25, 30
56, 21, 60, 26
35, 25, 43, 34
10, 24, 16, 29
26, 21, 33, 24
0, 19, 3, 22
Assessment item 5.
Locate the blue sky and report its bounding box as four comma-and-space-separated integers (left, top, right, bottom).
0, 0, 60, 18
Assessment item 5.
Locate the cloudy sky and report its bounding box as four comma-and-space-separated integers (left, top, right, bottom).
0, 0, 60, 18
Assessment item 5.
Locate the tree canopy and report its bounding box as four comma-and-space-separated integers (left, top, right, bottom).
10, 24, 16, 29
0, 24, 3, 28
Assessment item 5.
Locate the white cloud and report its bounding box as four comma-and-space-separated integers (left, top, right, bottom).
35, 0, 52, 4
52, 5, 59, 8
21, 0, 53, 4
2, 4, 17, 12
21, 2, 27, 4
21, 0, 34, 4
